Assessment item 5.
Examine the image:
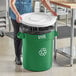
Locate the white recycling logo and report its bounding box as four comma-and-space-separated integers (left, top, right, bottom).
38, 48, 47, 56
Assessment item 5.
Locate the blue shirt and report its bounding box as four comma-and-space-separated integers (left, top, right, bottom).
9, 0, 32, 20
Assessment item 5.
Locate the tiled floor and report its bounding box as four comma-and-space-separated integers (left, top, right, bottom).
0, 36, 76, 76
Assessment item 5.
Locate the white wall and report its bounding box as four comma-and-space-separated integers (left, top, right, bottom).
0, 0, 6, 11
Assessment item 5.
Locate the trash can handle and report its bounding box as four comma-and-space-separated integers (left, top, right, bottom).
54, 31, 59, 37
17, 32, 25, 39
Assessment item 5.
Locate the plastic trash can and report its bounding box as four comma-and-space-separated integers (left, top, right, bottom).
17, 13, 58, 71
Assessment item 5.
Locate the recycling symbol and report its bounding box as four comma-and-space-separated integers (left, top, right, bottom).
38, 48, 47, 56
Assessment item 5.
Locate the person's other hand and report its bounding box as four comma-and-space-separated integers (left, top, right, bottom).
16, 14, 22, 23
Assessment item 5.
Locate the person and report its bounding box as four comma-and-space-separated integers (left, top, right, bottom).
9, 0, 57, 65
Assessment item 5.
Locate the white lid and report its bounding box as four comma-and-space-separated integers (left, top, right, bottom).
21, 13, 57, 27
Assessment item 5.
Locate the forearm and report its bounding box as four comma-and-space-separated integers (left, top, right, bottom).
41, 0, 57, 16
9, 0, 20, 17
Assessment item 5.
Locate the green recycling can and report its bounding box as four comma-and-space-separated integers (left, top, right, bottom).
17, 31, 58, 71
17, 13, 57, 71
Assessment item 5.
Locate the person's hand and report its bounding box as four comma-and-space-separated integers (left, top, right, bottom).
52, 11, 58, 16
16, 14, 22, 23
